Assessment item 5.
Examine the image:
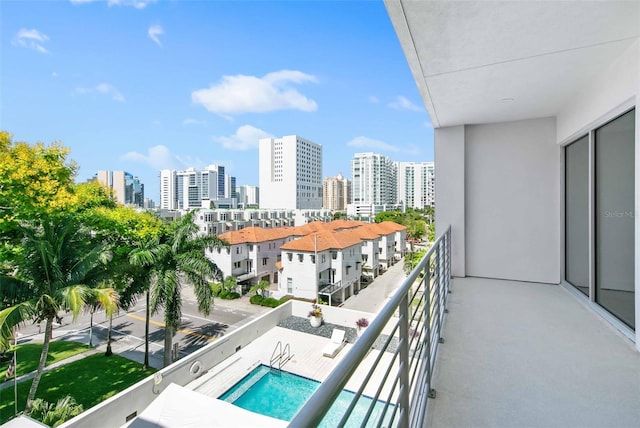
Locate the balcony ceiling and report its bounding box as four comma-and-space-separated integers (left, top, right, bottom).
385, 1, 640, 128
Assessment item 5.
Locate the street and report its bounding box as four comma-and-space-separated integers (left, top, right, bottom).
15, 289, 268, 368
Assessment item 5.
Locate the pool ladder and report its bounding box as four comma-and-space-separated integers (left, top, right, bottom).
270, 341, 293, 371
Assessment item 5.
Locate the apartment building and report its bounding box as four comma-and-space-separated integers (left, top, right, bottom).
396, 162, 435, 209
279, 229, 364, 304
322, 173, 351, 211
159, 165, 237, 210
208, 227, 295, 289
236, 184, 259, 208
259, 135, 323, 210
205, 218, 406, 303
95, 170, 144, 207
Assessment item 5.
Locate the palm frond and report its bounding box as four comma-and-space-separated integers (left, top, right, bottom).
0, 302, 36, 350
57, 285, 92, 321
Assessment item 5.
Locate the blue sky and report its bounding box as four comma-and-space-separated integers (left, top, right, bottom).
1, 0, 434, 202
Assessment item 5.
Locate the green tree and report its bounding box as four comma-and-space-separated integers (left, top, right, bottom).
0, 216, 117, 410
150, 211, 226, 367
220, 276, 238, 294
85, 286, 119, 348
249, 279, 270, 298
0, 132, 77, 241
85, 206, 164, 367
332, 211, 347, 220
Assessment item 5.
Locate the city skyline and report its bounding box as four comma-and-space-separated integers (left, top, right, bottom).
0, 1, 434, 201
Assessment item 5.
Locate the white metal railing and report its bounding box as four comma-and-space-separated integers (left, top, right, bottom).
289, 225, 452, 427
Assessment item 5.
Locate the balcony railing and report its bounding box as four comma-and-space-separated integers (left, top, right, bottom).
289, 225, 452, 427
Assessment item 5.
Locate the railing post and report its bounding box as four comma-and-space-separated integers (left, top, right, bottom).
398, 291, 411, 427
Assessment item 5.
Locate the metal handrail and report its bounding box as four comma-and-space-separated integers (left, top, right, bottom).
289, 225, 451, 428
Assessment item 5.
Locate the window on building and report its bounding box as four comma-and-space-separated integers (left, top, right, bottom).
298, 254, 304, 262
262, 258, 268, 266
249, 245, 253, 251
311, 255, 316, 264
287, 278, 292, 293
287, 253, 292, 261
321, 254, 326, 263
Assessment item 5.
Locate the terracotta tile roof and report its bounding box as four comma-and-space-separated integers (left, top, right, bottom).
349, 224, 382, 240
275, 261, 283, 270
216, 220, 404, 248
280, 229, 362, 252
218, 226, 292, 245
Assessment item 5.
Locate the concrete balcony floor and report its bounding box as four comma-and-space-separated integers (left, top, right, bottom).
426, 277, 640, 428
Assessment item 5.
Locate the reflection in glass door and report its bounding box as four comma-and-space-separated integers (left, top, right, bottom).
595, 109, 635, 329
565, 135, 589, 296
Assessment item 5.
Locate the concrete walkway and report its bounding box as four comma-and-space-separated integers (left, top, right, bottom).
341, 259, 408, 313
426, 277, 640, 428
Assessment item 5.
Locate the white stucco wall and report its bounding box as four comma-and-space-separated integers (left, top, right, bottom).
465, 117, 561, 284
435, 125, 466, 277
555, 39, 639, 348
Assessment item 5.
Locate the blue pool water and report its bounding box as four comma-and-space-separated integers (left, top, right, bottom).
219, 364, 394, 427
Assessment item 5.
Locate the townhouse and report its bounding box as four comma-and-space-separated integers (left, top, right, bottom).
206, 219, 407, 303
278, 229, 364, 305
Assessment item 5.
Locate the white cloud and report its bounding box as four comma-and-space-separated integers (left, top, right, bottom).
212, 125, 273, 151
107, 0, 156, 9
76, 83, 125, 102
368, 95, 379, 104
52, 71, 58, 77
346, 136, 400, 153
96, 83, 125, 101
183, 118, 205, 126
148, 25, 163, 47
388, 96, 422, 112
192, 70, 318, 115
69, 0, 94, 4
12, 28, 50, 54
121, 145, 204, 170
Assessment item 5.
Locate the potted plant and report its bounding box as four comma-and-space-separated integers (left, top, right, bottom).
308, 299, 323, 327
356, 318, 369, 337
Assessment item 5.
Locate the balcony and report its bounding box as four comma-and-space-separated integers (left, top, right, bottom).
425, 277, 640, 427
291, 227, 640, 427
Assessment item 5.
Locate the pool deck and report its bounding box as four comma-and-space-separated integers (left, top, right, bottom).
185, 326, 398, 403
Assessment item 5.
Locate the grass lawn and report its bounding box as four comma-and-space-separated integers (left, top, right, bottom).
0, 341, 89, 379
0, 354, 155, 425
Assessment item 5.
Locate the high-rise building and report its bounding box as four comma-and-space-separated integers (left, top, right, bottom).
96, 170, 144, 207
259, 135, 323, 210
323, 173, 351, 211
225, 174, 237, 201
396, 162, 435, 209
351, 153, 397, 206
160, 169, 177, 210
236, 184, 260, 207
160, 164, 232, 210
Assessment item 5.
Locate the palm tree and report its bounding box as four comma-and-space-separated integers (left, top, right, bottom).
125, 236, 166, 368
249, 279, 270, 298
85, 286, 119, 348
0, 216, 115, 410
151, 211, 226, 367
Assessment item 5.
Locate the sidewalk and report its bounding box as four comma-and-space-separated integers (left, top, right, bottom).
341, 259, 408, 313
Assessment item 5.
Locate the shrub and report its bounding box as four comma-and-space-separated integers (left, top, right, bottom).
224, 292, 241, 300
218, 290, 229, 299
262, 297, 280, 308
210, 282, 222, 296
250, 295, 264, 305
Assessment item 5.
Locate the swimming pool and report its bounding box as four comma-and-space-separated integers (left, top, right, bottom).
219, 364, 394, 427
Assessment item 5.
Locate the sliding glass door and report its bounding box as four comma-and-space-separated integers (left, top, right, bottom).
595, 109, 635, 328
565, 135, 589, 296
565, 108, 635, 330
